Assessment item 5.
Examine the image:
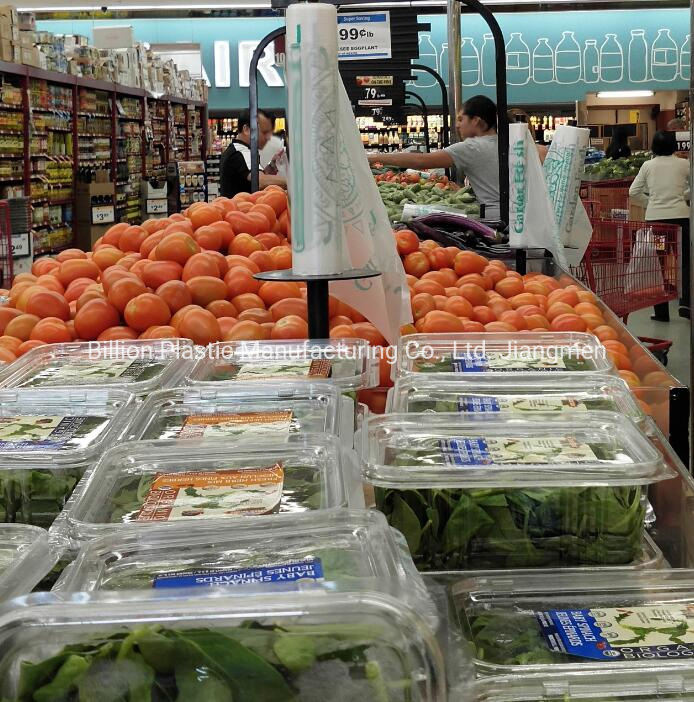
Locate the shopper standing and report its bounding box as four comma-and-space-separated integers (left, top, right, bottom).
629, 130, 690, 320
366, 95, 501, 221
605, 127, 632, 160
219, 109, 286, 198
259, 112, 285, 170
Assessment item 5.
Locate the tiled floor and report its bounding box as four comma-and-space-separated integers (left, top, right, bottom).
626, 301, 691, 386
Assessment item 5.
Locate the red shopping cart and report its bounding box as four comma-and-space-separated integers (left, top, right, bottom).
580, 181, 632, 221
0, 202, 13, 291
570, 218, 681, 322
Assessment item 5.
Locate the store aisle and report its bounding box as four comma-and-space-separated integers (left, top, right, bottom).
627, 302, 691, 386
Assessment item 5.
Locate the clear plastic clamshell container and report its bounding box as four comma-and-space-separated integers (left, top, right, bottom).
125, 382, 343, 443
0, 524, 55, 599
0, 339, 194, 394
53, 508, 436, 625
387, 375, 645, 423
63, 434, 364, 546
187, 338, 379, 391
363, 412, 672, 572
0, 589, 445, 701
394, 332, 615, 379
0, 388, 135, 528
453, 569, 694, 678
472, 668, 694, 701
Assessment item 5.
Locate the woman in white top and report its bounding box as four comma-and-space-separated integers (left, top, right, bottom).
629, 130, 690, 320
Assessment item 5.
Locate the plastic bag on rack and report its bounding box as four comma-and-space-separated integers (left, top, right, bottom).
508, 123, 568, 268
625, 225, 665, 295
328, 80, 413, 343
544, 126, 592, 267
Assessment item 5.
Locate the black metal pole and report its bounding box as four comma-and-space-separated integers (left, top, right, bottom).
306, 279, 330, 339
411, 63, 449, 149
405, 91, 429, 152
249, 27, 286, 193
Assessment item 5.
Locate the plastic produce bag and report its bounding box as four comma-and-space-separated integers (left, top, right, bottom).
544, 125, 592, 267
330, 80, 413, 343
508, 123, 568, 268
625, 225, 665, 295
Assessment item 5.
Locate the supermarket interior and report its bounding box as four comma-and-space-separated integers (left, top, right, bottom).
1, 0, 694, 698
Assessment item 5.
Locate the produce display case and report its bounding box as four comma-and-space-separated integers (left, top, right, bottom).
0, 524, 55, 599
0, 387, 135, 527
187, 338, 379, 392
124, 383, 348, 443
394, 331, 616, 380
470, 668, 694, 702
362, 411, 672, 572
0, 338, 194, 394
61, 434, 364, 548
0, 590, 446, 701
386, 375, 645, 424
53, 508, 436, 628
452, 569, 694, 678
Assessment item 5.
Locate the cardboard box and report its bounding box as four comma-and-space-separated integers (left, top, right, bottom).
74, 221, 110, 251
0, 38, 13, 62
21, 46, 39, 67
75, 180, 116, 224
0, 5, 19, 27
19, 30, 34, 47
18, 12, 36, 31
93, 25, 133, 50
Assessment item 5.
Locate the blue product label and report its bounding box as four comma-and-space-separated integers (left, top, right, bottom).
452, 354, 488, 373
537, 607, 694, 661
152, 557, 324, 589
458, 395, 501, 412
440, 438, 492, 466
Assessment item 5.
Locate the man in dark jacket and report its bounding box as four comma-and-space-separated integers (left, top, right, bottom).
220, 108, 286, 197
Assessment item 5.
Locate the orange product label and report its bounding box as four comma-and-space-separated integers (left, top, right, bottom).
135, 464, 284, 522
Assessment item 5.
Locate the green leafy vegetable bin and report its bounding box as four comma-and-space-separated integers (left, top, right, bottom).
9, 624, 420, 701
376, 483, 645, 571
365, 413, 670, 572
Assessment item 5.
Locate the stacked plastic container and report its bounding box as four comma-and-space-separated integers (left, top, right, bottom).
0, 337, 456, 701
359, 331, 693, 700
0, 329, 690, 700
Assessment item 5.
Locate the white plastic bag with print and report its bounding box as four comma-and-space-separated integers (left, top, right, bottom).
544, 125, 592, 267
625, 225, 665, 295
329, 80, 413, 343
508, 123, 568, 268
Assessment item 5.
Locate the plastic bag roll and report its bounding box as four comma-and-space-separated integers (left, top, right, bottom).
286, 3, 347, 275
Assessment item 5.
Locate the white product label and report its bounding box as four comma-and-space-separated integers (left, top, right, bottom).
338, 12, 391, 60
92, 205, 115, 224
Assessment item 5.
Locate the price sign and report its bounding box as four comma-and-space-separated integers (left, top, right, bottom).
147, 199, 168, 215
10, 233, 30, 258
356, 75, 394, 107
338, 12, 391, 61
92, 205, 115, 224
676, 130, 690, 152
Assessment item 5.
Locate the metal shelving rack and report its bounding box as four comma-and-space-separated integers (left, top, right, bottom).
0, 59, 207, 255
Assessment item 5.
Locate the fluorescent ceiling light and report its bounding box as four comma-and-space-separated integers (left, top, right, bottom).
19, 1, 269, 8
597, 90, 655, 98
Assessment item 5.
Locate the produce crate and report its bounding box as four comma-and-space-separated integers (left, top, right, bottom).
570, 218, 681, 321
